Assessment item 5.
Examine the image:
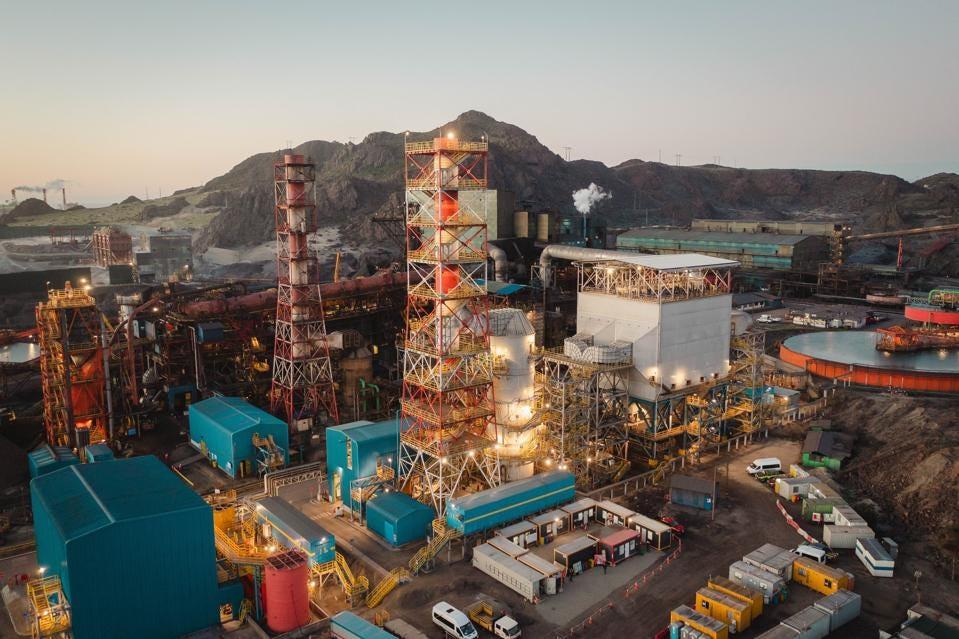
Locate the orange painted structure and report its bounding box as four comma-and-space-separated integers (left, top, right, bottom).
263, 550, 310, 633
904, 305, 959, 326
92, 227, 134, 267
875, 326, 959, 352
781, 332, 959, 393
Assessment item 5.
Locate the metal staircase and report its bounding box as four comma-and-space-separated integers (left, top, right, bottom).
365, 567, 411, 608
312, 551, 369, 605
408, 519, 461, 575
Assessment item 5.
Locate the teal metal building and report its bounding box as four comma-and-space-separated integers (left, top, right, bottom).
188, 396, 289, 478
30, 455, 219, 639
256, 496, 335, 565
446, 471, 576, 536
366, 491, 435, 546
616, 228, 828, 270
82, 443, 114, 463
326, 419, 399, 506
27, 444, 78, 478
331, 611, 397, 639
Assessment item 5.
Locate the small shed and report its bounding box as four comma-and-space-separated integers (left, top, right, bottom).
595, 527, 643, 564
28, 444, 79, 478
561, 497, 597, 529
855, 538, 895, 578
255, 496, 335, 565
743, 543, 799, 580
802, 430, 853, 470
728, 561, 786, 605
82, 443, 114, 463
823, 524, 874, 549
488, 535, 527, 558
326, 419, 399, 506
365, 491, 434, 547
527, 508, 568, 543
792, 556, 855, 595
554, 535, 597, 574
188, 396, 289, 479
628, 513, 673, 550
696, 586, 753, 632
498, 521, 537, 548
595, 500, 635, 527
669, 474, 716, 510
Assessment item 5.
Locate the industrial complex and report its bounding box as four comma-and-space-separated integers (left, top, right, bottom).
0, 133, 957, 639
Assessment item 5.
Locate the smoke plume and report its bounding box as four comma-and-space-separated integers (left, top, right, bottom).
572, 183, 611, 215
14, 179, 69, 192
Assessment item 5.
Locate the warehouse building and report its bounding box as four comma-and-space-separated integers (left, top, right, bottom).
616, 228, 830, 270
31, 456, 219, 639
188, 396, 289, 479
365, 491, 434, 546
326, 419, 399, 507
27, 444, 78, 478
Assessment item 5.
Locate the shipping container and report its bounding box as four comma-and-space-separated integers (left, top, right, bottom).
561, 497, 597, 529
384, 618, 429, 639
472, 543, 544, 602
801, 497, 841, 522
832, 505, 868, 527
728, 561, 786, 604
365, 491, 434, 547
528, 508, 568, 543
488, 535, 527, 558
31, 456, 219, 639
498, 520, 537, 548
595, 527, 643, 564
670, 475, 716, 510
596, 500, 636, 527
707, 576, 763, 619
188, 396, 289, 479
791, 556, 854, 595
775, 477, 818, 500
516, 552, 564, 596
82, 443, 114, 463
446, 471, 575, 536
326, 419, 399, 506
554, 535, 597, 574
823, 524, 874, 549
628, 513, 673, 550
670, 604, 729, 639
813, 590, 861, 633
781, 606, 830, 639
743, 543, 798, 580
331, 611, 397, 639
256, 496, 335, 565
855, 538, 895, 577
754, 625, 799, 639
695, 587, 753, 632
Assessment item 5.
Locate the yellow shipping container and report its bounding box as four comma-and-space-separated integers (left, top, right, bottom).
670, 604, 729, 639
695, 587, 753, 633
707, 575, 763, 619
792, 556, 855, 595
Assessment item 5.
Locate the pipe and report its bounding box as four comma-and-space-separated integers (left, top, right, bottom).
538, 245, 636, 287
488, 244, 508, 282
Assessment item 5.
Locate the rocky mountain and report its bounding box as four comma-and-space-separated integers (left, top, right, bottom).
190, 111, 959, 251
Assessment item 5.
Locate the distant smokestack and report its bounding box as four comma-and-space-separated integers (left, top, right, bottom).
42, 188, 47, 203
10, 188, 15, 204
62, 187, 67, 209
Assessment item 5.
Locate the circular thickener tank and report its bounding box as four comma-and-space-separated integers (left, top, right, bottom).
264, 550, 310, 633
904, 304, 959, 326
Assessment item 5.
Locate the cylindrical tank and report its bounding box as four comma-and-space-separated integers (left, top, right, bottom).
264, 550, 310, 633
537, 213, 550, 243
514, 211, 529, 238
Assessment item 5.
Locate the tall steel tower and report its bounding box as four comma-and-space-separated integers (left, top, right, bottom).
271, 154, 339, 435
399, 136, 498, 513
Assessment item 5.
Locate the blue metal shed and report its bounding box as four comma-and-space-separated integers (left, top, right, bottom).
30, 455, 219, 639
331, 611, 397, 639
188, 396, 289, 478
27, 444, 79, 478
326, 419, 399, 505
446, 471, 576, 536
366, 492, 435, 546
82, 443, 114, 463
255, 496, 335, 565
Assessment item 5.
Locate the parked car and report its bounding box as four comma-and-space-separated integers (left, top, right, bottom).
659, 515, 685, 537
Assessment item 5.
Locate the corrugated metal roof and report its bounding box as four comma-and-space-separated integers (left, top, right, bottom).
561, 497, 597, 513
327, 419, 398, 443
601, 252, 739, 270
528, 509, 567, 526
555, 535, 596, 556
189, 396, 285, 435
498, 520, 536, 537
620, 228, 815, 246
782, 606, 829, 632
474, 543, 544, 581
449, 471, 573, 511
857, 537, 893, 561
366, 491, 433, 521
517, 552, 564, 577
596, 500, 636, 519
257, 497, 332, 546
331, 611, 397, 639
31, 455, 209, 541
670, 474, 715, 495
598, 527, 641, 547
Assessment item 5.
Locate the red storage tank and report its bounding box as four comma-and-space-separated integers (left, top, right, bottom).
263, 550, 310, 633
436, 267, 459, 294
439, 192, 459, 220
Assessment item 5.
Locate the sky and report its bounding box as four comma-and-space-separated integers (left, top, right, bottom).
1, 1, 957, 206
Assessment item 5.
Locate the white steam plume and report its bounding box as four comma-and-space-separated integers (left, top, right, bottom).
572, 183, 611, 215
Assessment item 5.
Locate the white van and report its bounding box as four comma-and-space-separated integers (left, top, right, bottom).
795, 543, 828, 563
746, 457, 782, 475
432, 602, 479, 639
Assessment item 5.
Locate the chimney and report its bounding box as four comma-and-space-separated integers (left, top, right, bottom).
9, 188, 15, 204
42, 188, 47, 203
62, 187, 67, 209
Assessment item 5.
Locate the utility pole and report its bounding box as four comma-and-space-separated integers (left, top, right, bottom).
675, 153, 682, 167
562, 146, 572, 161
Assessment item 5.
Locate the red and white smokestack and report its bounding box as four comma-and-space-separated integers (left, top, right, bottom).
42, 188, 47, 203
62, 188, 67, 209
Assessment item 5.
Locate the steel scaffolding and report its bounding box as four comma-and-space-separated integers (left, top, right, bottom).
399, 137, 498, 513
270, 154, 339, 434
538, 349, 630, 488
36, 284, 110, 447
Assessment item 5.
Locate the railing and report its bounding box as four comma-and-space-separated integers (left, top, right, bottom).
405, 140, 488, 153
408, 520, 461, 575
333, 551, 369, 599
365, 567, 410, 608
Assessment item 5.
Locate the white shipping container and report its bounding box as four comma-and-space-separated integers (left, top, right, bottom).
813, 590, 861, 633
728, 561, 785, 604
823, 524, 874, 549
472, 543, 543, 602
781, 606, 830, 639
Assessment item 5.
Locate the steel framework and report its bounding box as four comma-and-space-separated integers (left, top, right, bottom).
626, 384, 728, 463
726, 330, 767, 436
399, 137, 497, 513
270, 154, 339, 434
36, 284, 110, 447
538, 348, 630, 488
578, 260, 733, 302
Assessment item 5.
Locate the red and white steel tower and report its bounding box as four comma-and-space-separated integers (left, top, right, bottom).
271, 154, 339, 434
399, 136, 498, 513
